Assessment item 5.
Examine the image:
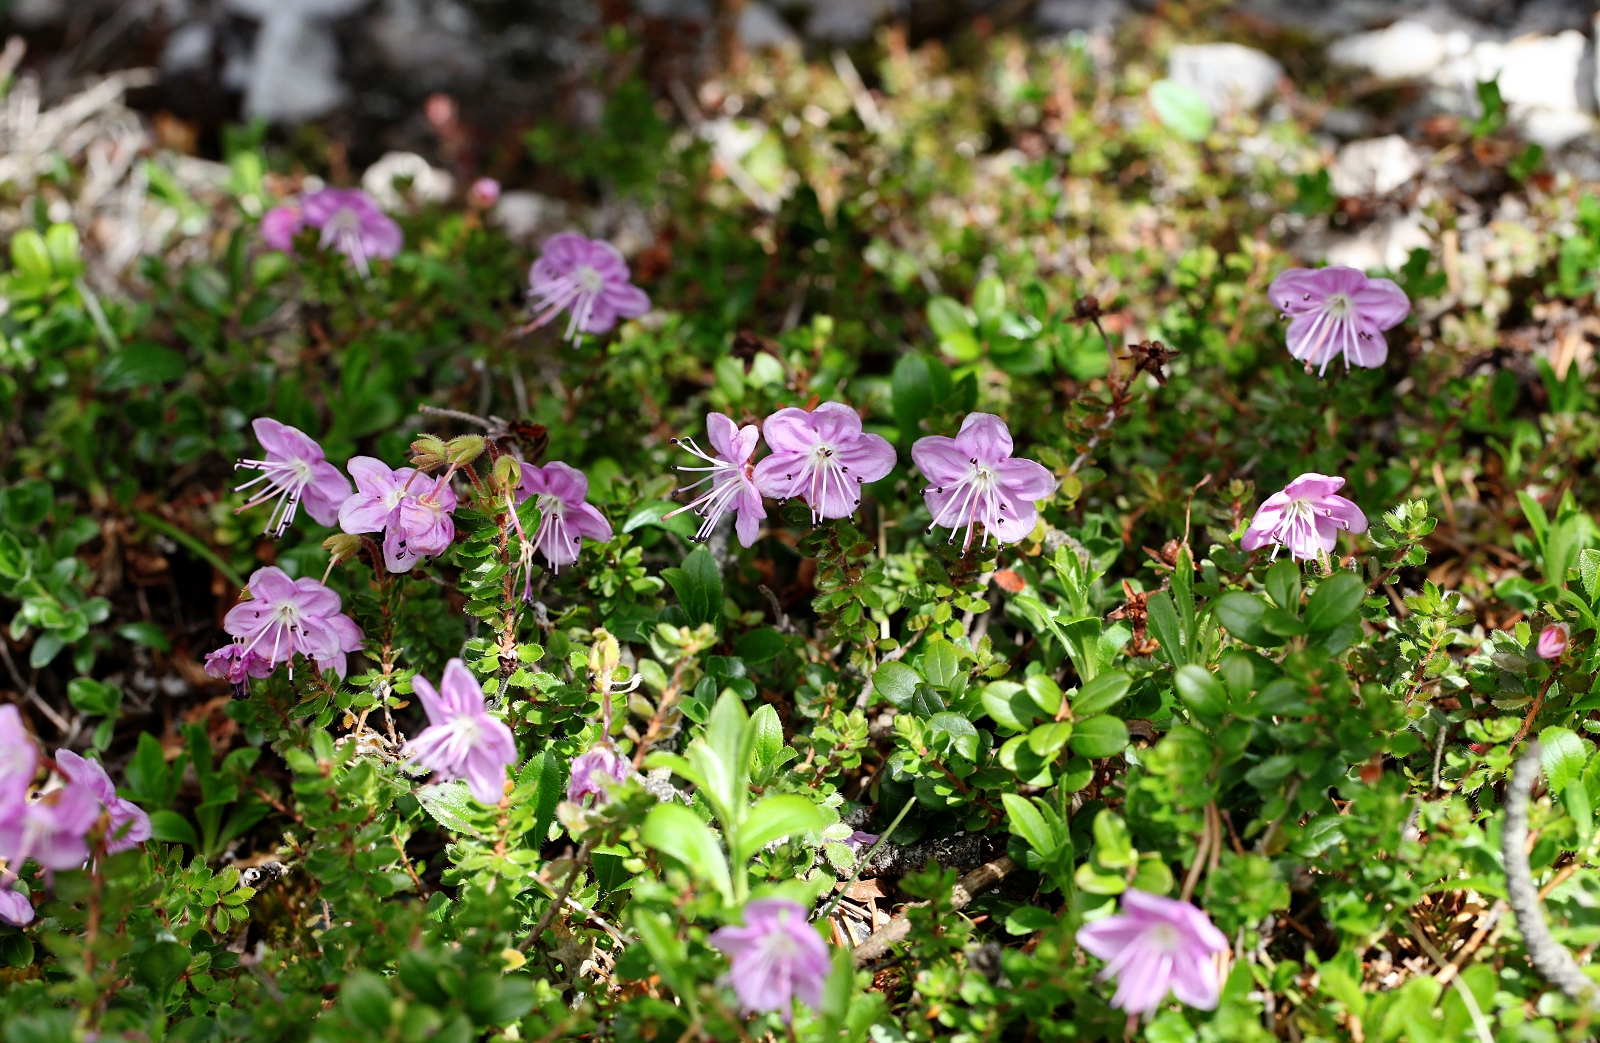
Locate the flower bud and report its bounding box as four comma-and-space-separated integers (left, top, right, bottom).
321, 533, 362, 566
588, 628, 621, 681
410, 434, 448, 470
1537, 623, 1568, 660
445, 434, 486, 466
492, 454, 522, 493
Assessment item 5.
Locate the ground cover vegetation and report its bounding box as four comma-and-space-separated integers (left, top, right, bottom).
1, 10, 1600, 1043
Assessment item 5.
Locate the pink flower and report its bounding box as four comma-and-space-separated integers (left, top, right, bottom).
404, 659, 518, 805
843, 830, 880, 853
1241, 473, 1368, 562
515, 462, 614, 572
0, 706, 37, 809
665, 413, 766, 547
55, 751, 150, 855
222, 567, 364, 678
1538, 623, 1569, 660
0, 872, 31, 927
526, 233, 651, 343
261, 204, 304, 251
709, 898, 832, 1022
912, 413, 1057, 549
233, 418, 353, 536
1269, 266, 1409, 375
204, 643, 277, 690
566, 745, 633, 803
301, 188, 404, 277
469, 178, 501, 207
752, 402, 896, 525
1075, 889, 1229, 1015
338, 458, 458, 573
0, 778, 100, 871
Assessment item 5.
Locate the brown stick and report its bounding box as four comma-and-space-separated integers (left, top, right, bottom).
851, 856, 1016, 967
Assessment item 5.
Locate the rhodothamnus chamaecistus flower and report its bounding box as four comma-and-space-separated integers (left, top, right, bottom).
752, 402, 896, 524
205, 643, 276, 690
339, 458, 459, 573
55, 751, 150, 855
302, 188, 403, 277
222, 567, 364, 677
404, 659, 517, 805
566, 744, 633, 803
912, 413, 1057, 548
233, 418, 352, 536
261, 204, 304, 251
0, 778, 100, 871
0, 873, 30, 927
708, 899, 831, 1022
1075, 889, 1229, 1015
526, 232, 651, 343
1268, 265, 1409, 375
0, 705, 36, 806
515, 462, 613, 571
666, 413, 765, 547
1241, 473, 1368, 562
1539, 623, 1569, 660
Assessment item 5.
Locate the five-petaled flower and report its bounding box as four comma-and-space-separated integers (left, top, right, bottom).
526, 233, 651, 343
0, 776, 101, 872
753, 402, 896, 525
404, 659, 518, 805
222, 567, 365, 677
566, 744, 634, 803
339, 457, 459, 573
912, 413, 1057, 549
1268, 265, 1409, 375
708, 898, 832, 1022
55, 751, 151, 855
666, 413, 766, 547
515, 462, 614, 571
1241, 473, 1368, 562
234, 418, 352, 537
262, 188, 404, 277
1075, 889, 1229, 1015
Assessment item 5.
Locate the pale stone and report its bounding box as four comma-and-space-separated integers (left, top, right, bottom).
1329, 136, 1422, 198
1167, 43, 1284, 114
1327, 20, 1473, 80
361, 152, 456, 212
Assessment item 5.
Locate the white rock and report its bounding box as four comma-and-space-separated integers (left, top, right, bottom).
1035, 0, 1128, 33
1326, 20, 1473, 80
491, 191, 568, 244
1329, 135, 1422, 197
1167, 43, 1283, 114
739, 2, 799, 49
1322, 212, 1432, 271
224, 0, 366, 124
161, 22, 213, 75
1471, 31, 1588, 113
361, 152, 456, 211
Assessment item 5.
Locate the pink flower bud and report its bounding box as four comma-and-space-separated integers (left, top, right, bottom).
1538, 623, 1569, 660
469, 177, 501, 207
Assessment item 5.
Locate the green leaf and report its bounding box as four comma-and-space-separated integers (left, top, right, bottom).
125, 732, 171, 805
147, 809, 199, 846
1306, 572, 1365, 633
620, 500, 699, 539
1027, 721, 1073, 758
516, 750, 565, 850
1145, 592, 1185, 666
10, 229, 52, 279
416, 781, 490, 838
1069, 715, 1129, 759
661, 546, 722, 628
735, 795, 825, 860
972, 275, 1006, 323
1024, 674, 1063, 716
1213, 592, 1280, 646
1148, 79, 1213, 141
872, 661, 921, 710
1092, 809, 1136, 867
747, 704, 785, 772
1173, 664, 1228, 718
66, 677, 120, 717
1073, 670, 1131, 716
1264, 559, 1302, 613
923, 641, 961, 689
633, 909, 698, 1015
927, 296, 980, 361
115, 621, 171, 653
1004, 906, 1059, 935
891, 352, 950, 440
339, 970, 393, 1031
1579, 547, 1600, 601
132, 940, 191, 995
1539, 726, 1587, 795
640, 803, 733, 904
928, 712, 980, 760
1001, 793, 1058, 855
97, 342, 189, 392
981, 681, 1038, 732
0, 532, 26, 580
735, 628, 785, 664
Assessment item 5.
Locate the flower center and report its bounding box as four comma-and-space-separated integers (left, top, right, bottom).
1324, 292, 1350, 317
1146, 923, 1182, 950
574, 265, 604, 294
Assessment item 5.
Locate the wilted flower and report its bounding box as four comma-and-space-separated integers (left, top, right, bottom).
526, 232, 651, 343
515, 462, 613, 571
1075, 889, 1229, 1015
1538, 623, 1569, 660
0, 872, 30, 927
1241, 473, 1368, 562
55, 751, 150, 855
709, 898, 831, 1022
843, 830, 880, 853
300, 188, 404, 277
1268, 266, 1410, 375
260, 204, 304, 252
404, 659, 518, 805
666, 413, 765, 547
339, 457, 459, 573
469, 177, 501, 207
912, 413, 1057, 549
0, 778, 100, 871
234, 418, 352, 536
205, 643, 276, 691
222, 567, 365, 677
753, 402, 896, 525
566, 744, 634, 803
0, 705, 36, 807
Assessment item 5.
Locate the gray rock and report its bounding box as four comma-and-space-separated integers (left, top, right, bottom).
804, 0, 905, 44
1035, 0, 1128, 33
738, 2, 800, 49
1319, 211, 1432, 271
1327, 19, 1474, 80
161, 22, 214, 75
1167, 43, 1284, 114
1329, 135, 1423, 197
370, 0, 487, 85
1441, 30, 1596, 146
225, 0, 366, 124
